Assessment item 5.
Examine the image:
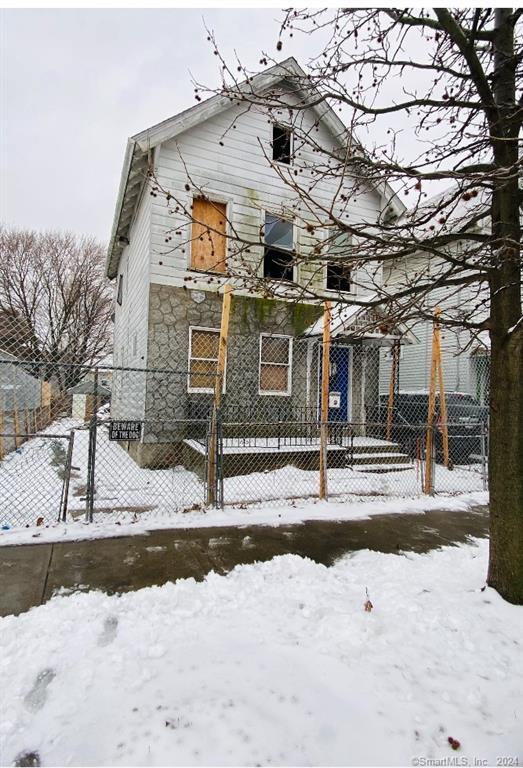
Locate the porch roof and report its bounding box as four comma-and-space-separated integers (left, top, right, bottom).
303, 297, 417, 346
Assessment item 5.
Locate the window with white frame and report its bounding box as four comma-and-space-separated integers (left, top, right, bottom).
259, 334, 292, 395
188, 328, 222, 393
264, 213, 294, 281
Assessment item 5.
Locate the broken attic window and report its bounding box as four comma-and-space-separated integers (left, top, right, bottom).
272, 124, 292, 164
326, 232, 353, 292
264, 213, 294, 281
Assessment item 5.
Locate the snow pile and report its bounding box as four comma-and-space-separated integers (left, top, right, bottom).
1, 539, 521, 766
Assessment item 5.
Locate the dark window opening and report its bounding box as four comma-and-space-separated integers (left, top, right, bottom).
326, 262, 352, 292
264, 247, 294, 280
264, 213, 294, 281
116, 274, 123, 305
272, 124, 292, 164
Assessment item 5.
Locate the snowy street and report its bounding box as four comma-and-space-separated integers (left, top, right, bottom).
1, 538, 521, 766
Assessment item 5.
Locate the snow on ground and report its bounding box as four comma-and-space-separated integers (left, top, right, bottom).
1, 539, 521, 766
0, 419, 487, 544
0, 491, 488, 547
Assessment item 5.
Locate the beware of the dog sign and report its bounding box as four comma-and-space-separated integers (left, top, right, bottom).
108, 421, 142, 441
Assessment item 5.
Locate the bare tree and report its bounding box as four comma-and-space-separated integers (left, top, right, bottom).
0, 227, 112, 390
150, 9, 521, 601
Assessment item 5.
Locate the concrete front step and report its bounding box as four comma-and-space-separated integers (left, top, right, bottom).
352, 462, 413, 474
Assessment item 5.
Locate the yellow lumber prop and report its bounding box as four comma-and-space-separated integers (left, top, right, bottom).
319, 301, 331, 500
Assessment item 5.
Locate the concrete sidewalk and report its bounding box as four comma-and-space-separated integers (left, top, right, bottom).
0, 505, 489, 617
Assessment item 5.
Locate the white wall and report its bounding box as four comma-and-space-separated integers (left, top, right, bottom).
148, 98, 383, 297
111, 188, 151, 418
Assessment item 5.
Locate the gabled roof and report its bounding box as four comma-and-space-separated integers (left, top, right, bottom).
106, 57, 404, 278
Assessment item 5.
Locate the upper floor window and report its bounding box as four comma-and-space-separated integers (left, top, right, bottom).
326, 232, 353, 293
191, 198, 227, 274
264, 213, 294, 281
272, 124, 292, 164
116, 274, 123, 305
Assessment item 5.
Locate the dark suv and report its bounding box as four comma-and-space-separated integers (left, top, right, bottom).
369, 391, 488, 465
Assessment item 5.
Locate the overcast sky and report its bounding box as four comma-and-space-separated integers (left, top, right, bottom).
1, 9, 440, 246
1, 9, 325, 243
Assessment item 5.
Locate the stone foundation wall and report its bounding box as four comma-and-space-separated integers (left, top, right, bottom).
145, 284, 322, 426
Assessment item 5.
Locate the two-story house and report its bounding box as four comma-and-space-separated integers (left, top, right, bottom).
106, 58, 408, 467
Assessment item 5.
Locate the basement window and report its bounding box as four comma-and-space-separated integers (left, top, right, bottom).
259, 334, 292, 395
264, 213, 294, 281
272, 124, 292, 164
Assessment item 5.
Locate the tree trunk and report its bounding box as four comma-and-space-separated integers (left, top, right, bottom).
488, 319, 523, 603
486, 9, 523, 604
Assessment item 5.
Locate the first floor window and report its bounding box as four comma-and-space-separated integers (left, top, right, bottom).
188, 328, 221, 393
259, 334, 292, 395
264, 213, 294, 281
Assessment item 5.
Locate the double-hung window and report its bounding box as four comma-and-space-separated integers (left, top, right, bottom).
188, 328, 222, 393
259, 334, 292, 395
264, 213, 294, 281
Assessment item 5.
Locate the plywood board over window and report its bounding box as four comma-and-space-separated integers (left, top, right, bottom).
191, 198, 227, 273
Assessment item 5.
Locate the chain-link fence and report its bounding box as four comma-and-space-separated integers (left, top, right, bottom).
0, 331, 489, 530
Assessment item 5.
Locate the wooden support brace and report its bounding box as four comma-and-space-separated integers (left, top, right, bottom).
319, 301, 331, 500
207, 284, 232, 506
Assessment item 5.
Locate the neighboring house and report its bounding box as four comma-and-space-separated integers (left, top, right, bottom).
106, 58, 408, 466
69, 380, 111, 422
379, 188, 491, 406
0, 349, 42, 413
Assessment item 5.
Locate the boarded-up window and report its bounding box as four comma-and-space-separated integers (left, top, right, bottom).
259, 334, 292, 395
191, 198, 227, 273
188, 328, 221, 392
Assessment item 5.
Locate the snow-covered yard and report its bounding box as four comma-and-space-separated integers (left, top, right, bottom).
1, 538, 521, 766
0, 417, 487, 533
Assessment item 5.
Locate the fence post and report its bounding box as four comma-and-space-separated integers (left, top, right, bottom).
207, 284, 232, 507
480, 421, 488, 491
424, 423, 436, 495
85, 368, 98, 523
319, 301, 331, 500
59, 429, 76, 522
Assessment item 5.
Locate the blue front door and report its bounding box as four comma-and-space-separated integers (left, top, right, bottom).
319, 345, 351, 422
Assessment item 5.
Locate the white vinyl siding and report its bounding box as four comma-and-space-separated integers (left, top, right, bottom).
149, 95, 383, 291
